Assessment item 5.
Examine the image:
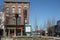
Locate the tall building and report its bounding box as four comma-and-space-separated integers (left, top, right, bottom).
4, 0, 30, 37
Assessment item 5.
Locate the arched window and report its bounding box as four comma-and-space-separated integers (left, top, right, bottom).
12, 7, 15, 13
6, 7, 9, 13
18, 7, 21, 14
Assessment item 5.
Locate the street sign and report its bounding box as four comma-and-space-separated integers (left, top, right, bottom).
25, 24, 31, 34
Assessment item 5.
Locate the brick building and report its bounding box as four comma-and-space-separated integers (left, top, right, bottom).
4, 0, 30, 37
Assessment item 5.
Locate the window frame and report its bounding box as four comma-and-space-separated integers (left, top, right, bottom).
5, 7, 10, 13
12, 7, 15, 13
17, 16, 21, 25
18, 7, 21, 14
12, 16, 16, 25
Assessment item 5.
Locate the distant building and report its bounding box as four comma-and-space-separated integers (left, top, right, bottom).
32, 30, 45, 36
0, 12, 4, 29
47, 20, 60, 37
55, 20, 60, 37
57, 20, 60, 26
47, 26, 55, 36
0, 12, 4, 36
4, 0, 30, 37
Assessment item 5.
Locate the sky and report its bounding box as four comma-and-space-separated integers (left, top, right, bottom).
0, 0, 60, 30
30, 0, 60, 30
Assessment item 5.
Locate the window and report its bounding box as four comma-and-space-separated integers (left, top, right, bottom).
6, 16, 9, 24
17, 17, 21, 25
12, 7, 15, 13
24, 7, 27, 19
6, 7, 9, 13
18, 7, 21, 14
12, 17, 16, 25
16, 29, 21, 36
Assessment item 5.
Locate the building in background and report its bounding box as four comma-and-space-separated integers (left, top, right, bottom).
55, 20, 60, 37
0, 12, 4, 36
32, 30, 45, 36
4, 0, 30, 37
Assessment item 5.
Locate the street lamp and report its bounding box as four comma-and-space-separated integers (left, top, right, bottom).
15, 14, 19, 36
24, 8, 27, 35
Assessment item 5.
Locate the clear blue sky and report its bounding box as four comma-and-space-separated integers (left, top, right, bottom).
30, 0, 60, 30
0, 0, 60, 30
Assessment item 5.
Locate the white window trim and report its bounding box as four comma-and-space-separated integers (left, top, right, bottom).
24, 6, 28, 8
12, 6, 16, 13
6, 7, 9, 13
18, 6, 21, 14
12, 6, 16, 7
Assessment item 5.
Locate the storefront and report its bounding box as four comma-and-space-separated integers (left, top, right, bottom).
5, 25, 24, 37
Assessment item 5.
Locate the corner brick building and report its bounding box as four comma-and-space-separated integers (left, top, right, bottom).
4, 0, 30, 37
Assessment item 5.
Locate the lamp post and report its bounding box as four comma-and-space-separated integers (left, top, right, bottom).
15, 14, 18, 25
24, 8, 27, 35
24, 13, 26, 35
15, 14, 18, 36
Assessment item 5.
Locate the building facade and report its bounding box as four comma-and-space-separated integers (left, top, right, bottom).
4, 0, 30, 37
